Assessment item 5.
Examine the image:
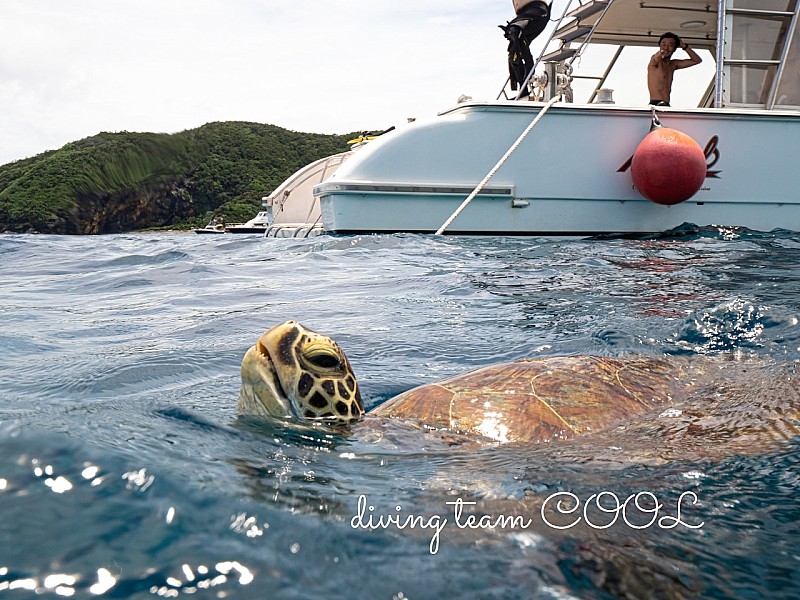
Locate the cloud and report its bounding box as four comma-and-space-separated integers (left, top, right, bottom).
1, 0, 509, 164
1, 0, 714, 166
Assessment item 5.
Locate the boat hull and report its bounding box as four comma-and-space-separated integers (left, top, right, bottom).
224, 226, 267, 234
316, 102, 800, 235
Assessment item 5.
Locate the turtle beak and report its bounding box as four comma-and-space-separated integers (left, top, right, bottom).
238, 337, 296, 419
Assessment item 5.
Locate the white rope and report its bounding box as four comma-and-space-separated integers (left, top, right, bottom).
435, 94, 561, 235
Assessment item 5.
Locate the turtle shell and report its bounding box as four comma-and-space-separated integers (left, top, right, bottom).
370, 356, 694, 444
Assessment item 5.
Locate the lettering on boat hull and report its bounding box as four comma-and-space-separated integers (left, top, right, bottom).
617, 135, 722, 180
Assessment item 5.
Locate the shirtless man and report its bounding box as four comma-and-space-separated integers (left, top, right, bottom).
647, 32, 702, 106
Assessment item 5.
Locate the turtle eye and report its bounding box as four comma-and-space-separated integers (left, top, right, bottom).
306, 352, 341, 371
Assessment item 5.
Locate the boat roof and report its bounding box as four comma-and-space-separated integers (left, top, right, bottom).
564, 0, 718, 51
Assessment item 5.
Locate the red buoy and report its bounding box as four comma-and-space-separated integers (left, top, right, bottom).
631, 127, 707, 205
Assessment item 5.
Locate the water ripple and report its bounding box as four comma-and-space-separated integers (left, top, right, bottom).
2, 231, 800, 599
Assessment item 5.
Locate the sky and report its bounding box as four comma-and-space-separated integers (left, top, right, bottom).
1, 0, 715, 166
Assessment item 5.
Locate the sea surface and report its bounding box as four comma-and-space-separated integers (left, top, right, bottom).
1, 228, 799, 599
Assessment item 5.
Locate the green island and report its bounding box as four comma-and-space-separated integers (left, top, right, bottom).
0, 121, 357, 234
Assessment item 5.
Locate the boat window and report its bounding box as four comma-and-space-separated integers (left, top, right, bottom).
774, 18, 800, 108
725, 1, 797, 106
727, 65, 772, 105
729, 14, 788, 62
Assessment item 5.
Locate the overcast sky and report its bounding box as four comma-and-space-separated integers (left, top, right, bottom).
1, 1, 715, 166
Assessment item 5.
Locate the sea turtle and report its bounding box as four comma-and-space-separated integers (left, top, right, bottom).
238, 321, 800, 451
237, 321, 800, 599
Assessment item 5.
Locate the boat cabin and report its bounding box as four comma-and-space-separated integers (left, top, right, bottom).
503, 0, 799, 111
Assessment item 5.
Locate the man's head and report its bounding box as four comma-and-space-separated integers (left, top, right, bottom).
658, 32, 682, 57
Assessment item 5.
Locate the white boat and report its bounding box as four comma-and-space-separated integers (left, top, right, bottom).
195, 149, 355, 236
261, 150, 355, 238
196, 145, 358, 237
225, 211, 271, 234
194, 213, 270, 235
194, 217, 226, 234
315, 0, 800, 235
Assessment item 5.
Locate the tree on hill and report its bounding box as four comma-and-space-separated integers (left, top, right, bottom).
0, 122, 355, 234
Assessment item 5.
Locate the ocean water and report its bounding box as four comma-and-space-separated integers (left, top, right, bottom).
1, 228, 799, 599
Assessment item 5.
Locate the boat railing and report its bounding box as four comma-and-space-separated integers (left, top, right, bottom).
264, 222, 324, 238
535, 0, 615, 97
497, 0, 613, 102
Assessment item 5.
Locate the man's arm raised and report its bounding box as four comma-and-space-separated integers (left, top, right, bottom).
673, 44, 702, 69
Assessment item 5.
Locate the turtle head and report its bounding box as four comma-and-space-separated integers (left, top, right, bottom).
238, 321, 364, 424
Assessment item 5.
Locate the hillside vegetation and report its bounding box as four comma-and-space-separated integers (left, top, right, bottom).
0, 122, 355, 234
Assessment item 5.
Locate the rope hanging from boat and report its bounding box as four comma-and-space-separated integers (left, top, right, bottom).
435, 94, 561, 235
650, 105, 662, 130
